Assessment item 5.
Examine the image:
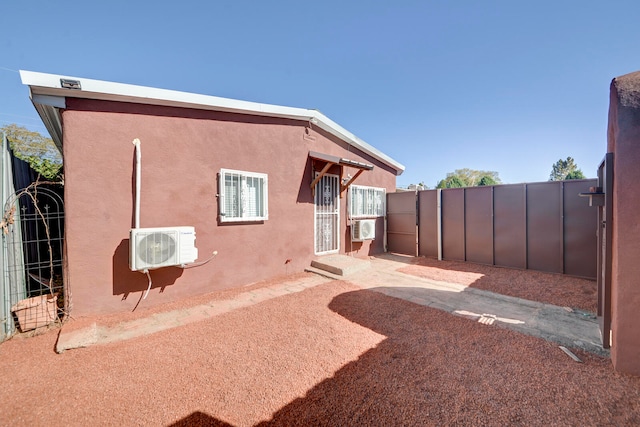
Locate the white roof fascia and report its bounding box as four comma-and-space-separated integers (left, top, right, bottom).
20, 70, 405, 174
31, 94, 66, 109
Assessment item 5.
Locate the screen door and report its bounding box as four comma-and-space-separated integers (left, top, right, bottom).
314, 173, 340, 254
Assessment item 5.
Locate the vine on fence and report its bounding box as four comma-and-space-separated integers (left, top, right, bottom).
2, 178, 68, 320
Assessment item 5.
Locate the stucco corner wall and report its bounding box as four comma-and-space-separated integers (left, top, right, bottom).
607, 71, 640, 375
59, 99, 397, 316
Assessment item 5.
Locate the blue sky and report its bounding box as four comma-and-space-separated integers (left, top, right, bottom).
2, 1, 639, 187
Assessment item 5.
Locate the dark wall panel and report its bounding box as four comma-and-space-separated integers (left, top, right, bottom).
442, 189, 465, 261
387, 180, 597, 280
493, 185, 526, 269
387, 192, 417, 256
564, 179, 598, 278
465, 186, 493, 265
418, 190, 438, 257
527, 182, 563, 273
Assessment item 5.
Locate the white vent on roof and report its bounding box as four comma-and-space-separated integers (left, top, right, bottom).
352, 219, 376, 241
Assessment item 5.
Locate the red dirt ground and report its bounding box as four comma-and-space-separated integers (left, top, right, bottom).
398, 257, 598, 313
1, 279, 638, 426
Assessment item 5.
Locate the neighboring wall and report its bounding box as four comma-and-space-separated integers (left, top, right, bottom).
388, 180, 598, 279
607, 71, 640, 375
61, 98, 396, 315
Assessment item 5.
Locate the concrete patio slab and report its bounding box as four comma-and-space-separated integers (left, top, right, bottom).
310, 254, 371, 276
353, 254, 607, 357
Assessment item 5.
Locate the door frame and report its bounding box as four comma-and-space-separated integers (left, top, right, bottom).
597, 153, 614, 348
313, 173, 340, 255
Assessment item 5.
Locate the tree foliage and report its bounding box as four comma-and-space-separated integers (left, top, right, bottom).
437, 175, 466, 188
1, 124, 63, 181
564, 169, 586, 180
549, 157, 585, 181
477, 175, 498, 186
436, 169, 502, 189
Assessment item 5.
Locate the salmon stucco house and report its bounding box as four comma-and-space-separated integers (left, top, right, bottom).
20, 70, 404, 315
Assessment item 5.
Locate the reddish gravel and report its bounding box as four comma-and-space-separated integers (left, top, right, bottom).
399, 257, 598, 313
1, 279, 638, 426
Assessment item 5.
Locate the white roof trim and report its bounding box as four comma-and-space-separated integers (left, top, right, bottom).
20, 70, 405, 174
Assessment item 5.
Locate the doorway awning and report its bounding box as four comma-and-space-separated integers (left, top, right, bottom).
309, 151, 374, 197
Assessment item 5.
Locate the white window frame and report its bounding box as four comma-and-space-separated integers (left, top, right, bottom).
219, 168, 269, 222
349, 185, 386, 219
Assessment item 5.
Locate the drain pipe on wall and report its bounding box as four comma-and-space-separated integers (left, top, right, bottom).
437, 188, 443, 260
133, 138, 141, 230
132, 138, 153, 299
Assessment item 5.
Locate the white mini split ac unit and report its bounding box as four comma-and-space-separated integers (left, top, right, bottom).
129, 226, 198, 271
352, 219, 376, 241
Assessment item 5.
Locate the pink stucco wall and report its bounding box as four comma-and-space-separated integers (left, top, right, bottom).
607, 71, 640, 375
61, 98, 397, 315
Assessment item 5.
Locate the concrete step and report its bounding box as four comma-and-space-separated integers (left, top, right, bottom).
310, 254, 371, 277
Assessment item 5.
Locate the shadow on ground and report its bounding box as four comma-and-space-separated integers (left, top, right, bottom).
256, 288, 635, 426
168, 411, 233, 426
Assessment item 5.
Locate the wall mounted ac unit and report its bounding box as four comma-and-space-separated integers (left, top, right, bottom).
352, 219, 376, 241
130, 226, 198, 271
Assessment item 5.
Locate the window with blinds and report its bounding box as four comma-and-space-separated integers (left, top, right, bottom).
349, 185, 386, 218
219, 169, 268, 222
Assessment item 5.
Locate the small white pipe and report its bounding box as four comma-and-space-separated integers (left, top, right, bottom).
142, 269, 152, 299
437, 188, 442, 260
132, 138, 141, 229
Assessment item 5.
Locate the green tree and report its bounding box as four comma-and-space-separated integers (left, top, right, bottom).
549, 157, 584, 181
565, 169, 586, 180
436, 169, 501, 188
477, 175, 498, 186
437, 175, 467, 188
454, 168, 501, 186
1, 124, 62, 180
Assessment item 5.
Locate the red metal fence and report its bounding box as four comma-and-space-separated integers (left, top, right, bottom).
387, 179, 597, 279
